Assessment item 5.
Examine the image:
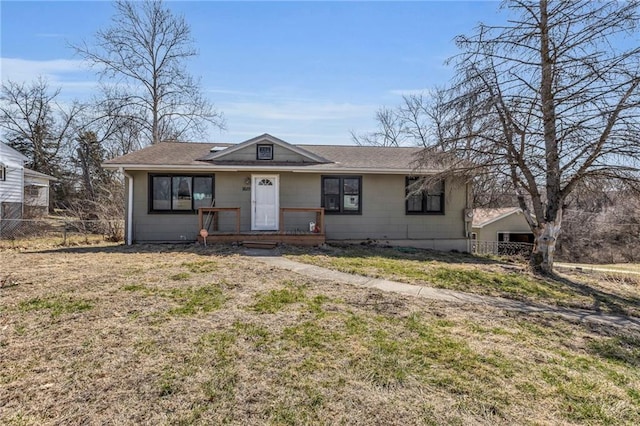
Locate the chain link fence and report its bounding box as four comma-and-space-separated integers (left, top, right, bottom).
0, 217, 124, 246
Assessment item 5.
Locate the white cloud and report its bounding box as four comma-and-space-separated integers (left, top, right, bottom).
1, 57, 85, 80
212, 97, 378, 145
207, 88, 256, 96
35, 33, 66, 39
0, 57, 97, 99
221, 100, 376, 122
388, 88, 430, 96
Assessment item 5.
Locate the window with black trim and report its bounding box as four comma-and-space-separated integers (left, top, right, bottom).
0, 165, 5, 181
406, 177, 444, 214
149, 174, 214, 213
321, 176, 362, 214
257, 144, 273, 160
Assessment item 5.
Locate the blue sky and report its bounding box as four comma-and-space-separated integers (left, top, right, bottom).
0, 1, 503, 145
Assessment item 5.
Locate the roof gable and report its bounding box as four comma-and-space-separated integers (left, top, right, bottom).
1, 142, 28, 166
198, 133, 330, 164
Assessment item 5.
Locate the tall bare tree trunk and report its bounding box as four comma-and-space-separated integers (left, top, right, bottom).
531, 207, 562, 274
532, 0, 562, 274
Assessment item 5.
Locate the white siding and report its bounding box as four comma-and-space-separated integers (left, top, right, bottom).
0, 143, 26, 205
23, 176, 50, 207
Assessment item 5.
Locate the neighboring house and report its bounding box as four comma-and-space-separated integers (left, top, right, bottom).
0, 142, 28, 221
472, 207, 534, 243
103, 133, 473, 249
0, 142, 56, 221
23, 168, 57, 218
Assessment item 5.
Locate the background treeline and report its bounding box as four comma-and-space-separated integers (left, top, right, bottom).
2, 0, 638, 265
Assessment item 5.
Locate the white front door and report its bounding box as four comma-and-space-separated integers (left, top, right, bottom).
251, 174, 279, 231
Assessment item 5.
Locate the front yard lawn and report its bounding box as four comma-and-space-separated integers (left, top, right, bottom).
1, 243, 639, 425
287, 245, 640, 317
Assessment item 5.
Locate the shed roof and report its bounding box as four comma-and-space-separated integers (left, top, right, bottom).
24, 168, 58, 181
472, 207, 523, 228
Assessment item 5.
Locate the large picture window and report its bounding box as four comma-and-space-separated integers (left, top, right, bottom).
149, 174, 214, 213
406, 177, 444, 214
321, 176, 362, 214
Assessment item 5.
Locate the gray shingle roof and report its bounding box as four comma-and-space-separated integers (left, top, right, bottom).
103, 139, 436, 172
304, 145, 424, 170
103, 142, 226, 166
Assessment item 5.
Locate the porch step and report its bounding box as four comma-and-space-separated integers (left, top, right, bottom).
243, 240, 278, 249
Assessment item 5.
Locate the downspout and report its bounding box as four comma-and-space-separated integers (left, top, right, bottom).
465, 181, 473, 253
120, 168, 134, 246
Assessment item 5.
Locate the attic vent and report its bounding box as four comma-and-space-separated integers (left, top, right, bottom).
210, 146, 226, 152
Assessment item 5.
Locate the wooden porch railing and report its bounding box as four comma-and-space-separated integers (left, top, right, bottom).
198, 207, 241, 233
197, 206, 325, 246
279, 207, 325, 235
198, 207, 324, 235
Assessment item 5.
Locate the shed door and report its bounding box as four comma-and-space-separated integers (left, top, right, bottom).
251, 175, 279, 231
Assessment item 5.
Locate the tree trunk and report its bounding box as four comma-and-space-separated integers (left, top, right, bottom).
530, 212, 562, 274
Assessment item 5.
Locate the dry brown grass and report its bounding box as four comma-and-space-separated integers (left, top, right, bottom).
287, 245, 640, 317
1, 242, 639, 425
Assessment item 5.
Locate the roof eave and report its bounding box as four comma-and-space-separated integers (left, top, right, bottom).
23, 169, 58, 181
102, 163, 444, 175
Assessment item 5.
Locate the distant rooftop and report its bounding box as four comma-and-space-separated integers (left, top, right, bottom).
472, 207, 522, 228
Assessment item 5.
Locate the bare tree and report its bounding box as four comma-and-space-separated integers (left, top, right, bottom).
73, 0, 224, 145
559, 181, 640, 263
353, 90, 515, 207
0, 78, 81, 178
361, 1, 640, 274
352, 90, 448, 148
358, 1, 640, 273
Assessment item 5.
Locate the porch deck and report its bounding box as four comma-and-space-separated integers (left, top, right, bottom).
196, 207, 325, 247
197, 231, 325, 246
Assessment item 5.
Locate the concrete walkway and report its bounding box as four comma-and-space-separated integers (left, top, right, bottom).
555, 262, 640, 276
246, 250, 640, 331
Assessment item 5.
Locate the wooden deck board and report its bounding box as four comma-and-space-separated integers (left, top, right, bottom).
197, 232, 325, 247
242, 241, 278, 249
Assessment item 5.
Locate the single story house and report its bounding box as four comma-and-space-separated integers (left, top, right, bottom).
103, 134, 473, 249
471, 207, 534, 255
23, 168, 57, 218
471, 207, 534, 243
1, 142, 28, 221
1, 142, 56, 222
